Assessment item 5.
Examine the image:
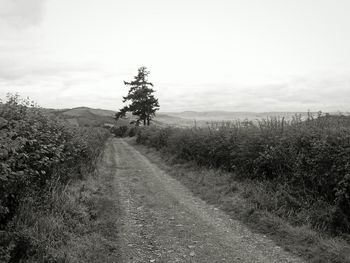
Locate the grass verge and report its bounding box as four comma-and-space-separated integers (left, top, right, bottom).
6, 161, 121, 263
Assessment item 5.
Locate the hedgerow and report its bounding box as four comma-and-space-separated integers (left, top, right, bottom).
136, 114, 350, 234
0, 94, 110, 261
111, 125, 139, 137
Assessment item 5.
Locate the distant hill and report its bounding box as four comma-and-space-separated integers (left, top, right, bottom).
47, 107, 183, 127
61, 107, 116, 117
47, 107, 118, 127
45, 107, 350, 128
46, 106, 194, 127
153, 113, 197, 127
163, 111, 318, 121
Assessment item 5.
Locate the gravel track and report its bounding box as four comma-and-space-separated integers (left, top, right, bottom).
106, 138, 304, 263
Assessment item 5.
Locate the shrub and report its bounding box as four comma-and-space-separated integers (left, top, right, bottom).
111, 125, 128, 137
136, 115, 350, 234
126, 126, 139, 137
0, 94, 110, 261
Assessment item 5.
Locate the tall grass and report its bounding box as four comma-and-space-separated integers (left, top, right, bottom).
136, 114, 350, 235
0, 94, 110, 262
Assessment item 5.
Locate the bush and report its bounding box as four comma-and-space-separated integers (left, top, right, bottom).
126, 126, 139, 137
111, 125, 140, 138
111, 125, 128, 137
0, 94, 110, 261
136, 115, 350, 234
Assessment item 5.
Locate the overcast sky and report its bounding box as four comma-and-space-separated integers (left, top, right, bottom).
0, 0, 349, 112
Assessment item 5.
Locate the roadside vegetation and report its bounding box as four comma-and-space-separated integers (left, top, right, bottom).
135, 113, 350, 262
0, 94, 110, 262
111, 125, 139, 138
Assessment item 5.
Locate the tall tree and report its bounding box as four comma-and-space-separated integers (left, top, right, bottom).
116, 67, 159, 126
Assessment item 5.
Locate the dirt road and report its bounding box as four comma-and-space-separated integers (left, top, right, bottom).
103, 138, 304, 263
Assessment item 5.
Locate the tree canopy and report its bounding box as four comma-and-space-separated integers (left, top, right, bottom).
116, 67, 159, 126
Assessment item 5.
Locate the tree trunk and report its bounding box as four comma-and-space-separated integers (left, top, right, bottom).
143, 118, 146, 126
147, 118, 150, 126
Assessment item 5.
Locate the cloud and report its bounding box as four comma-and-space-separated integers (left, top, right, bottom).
154, 71, 350, 112
0, 0, 349, 113
0, 0, 45, 27
0, 58, 102, 81
0, 58, 132, 110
